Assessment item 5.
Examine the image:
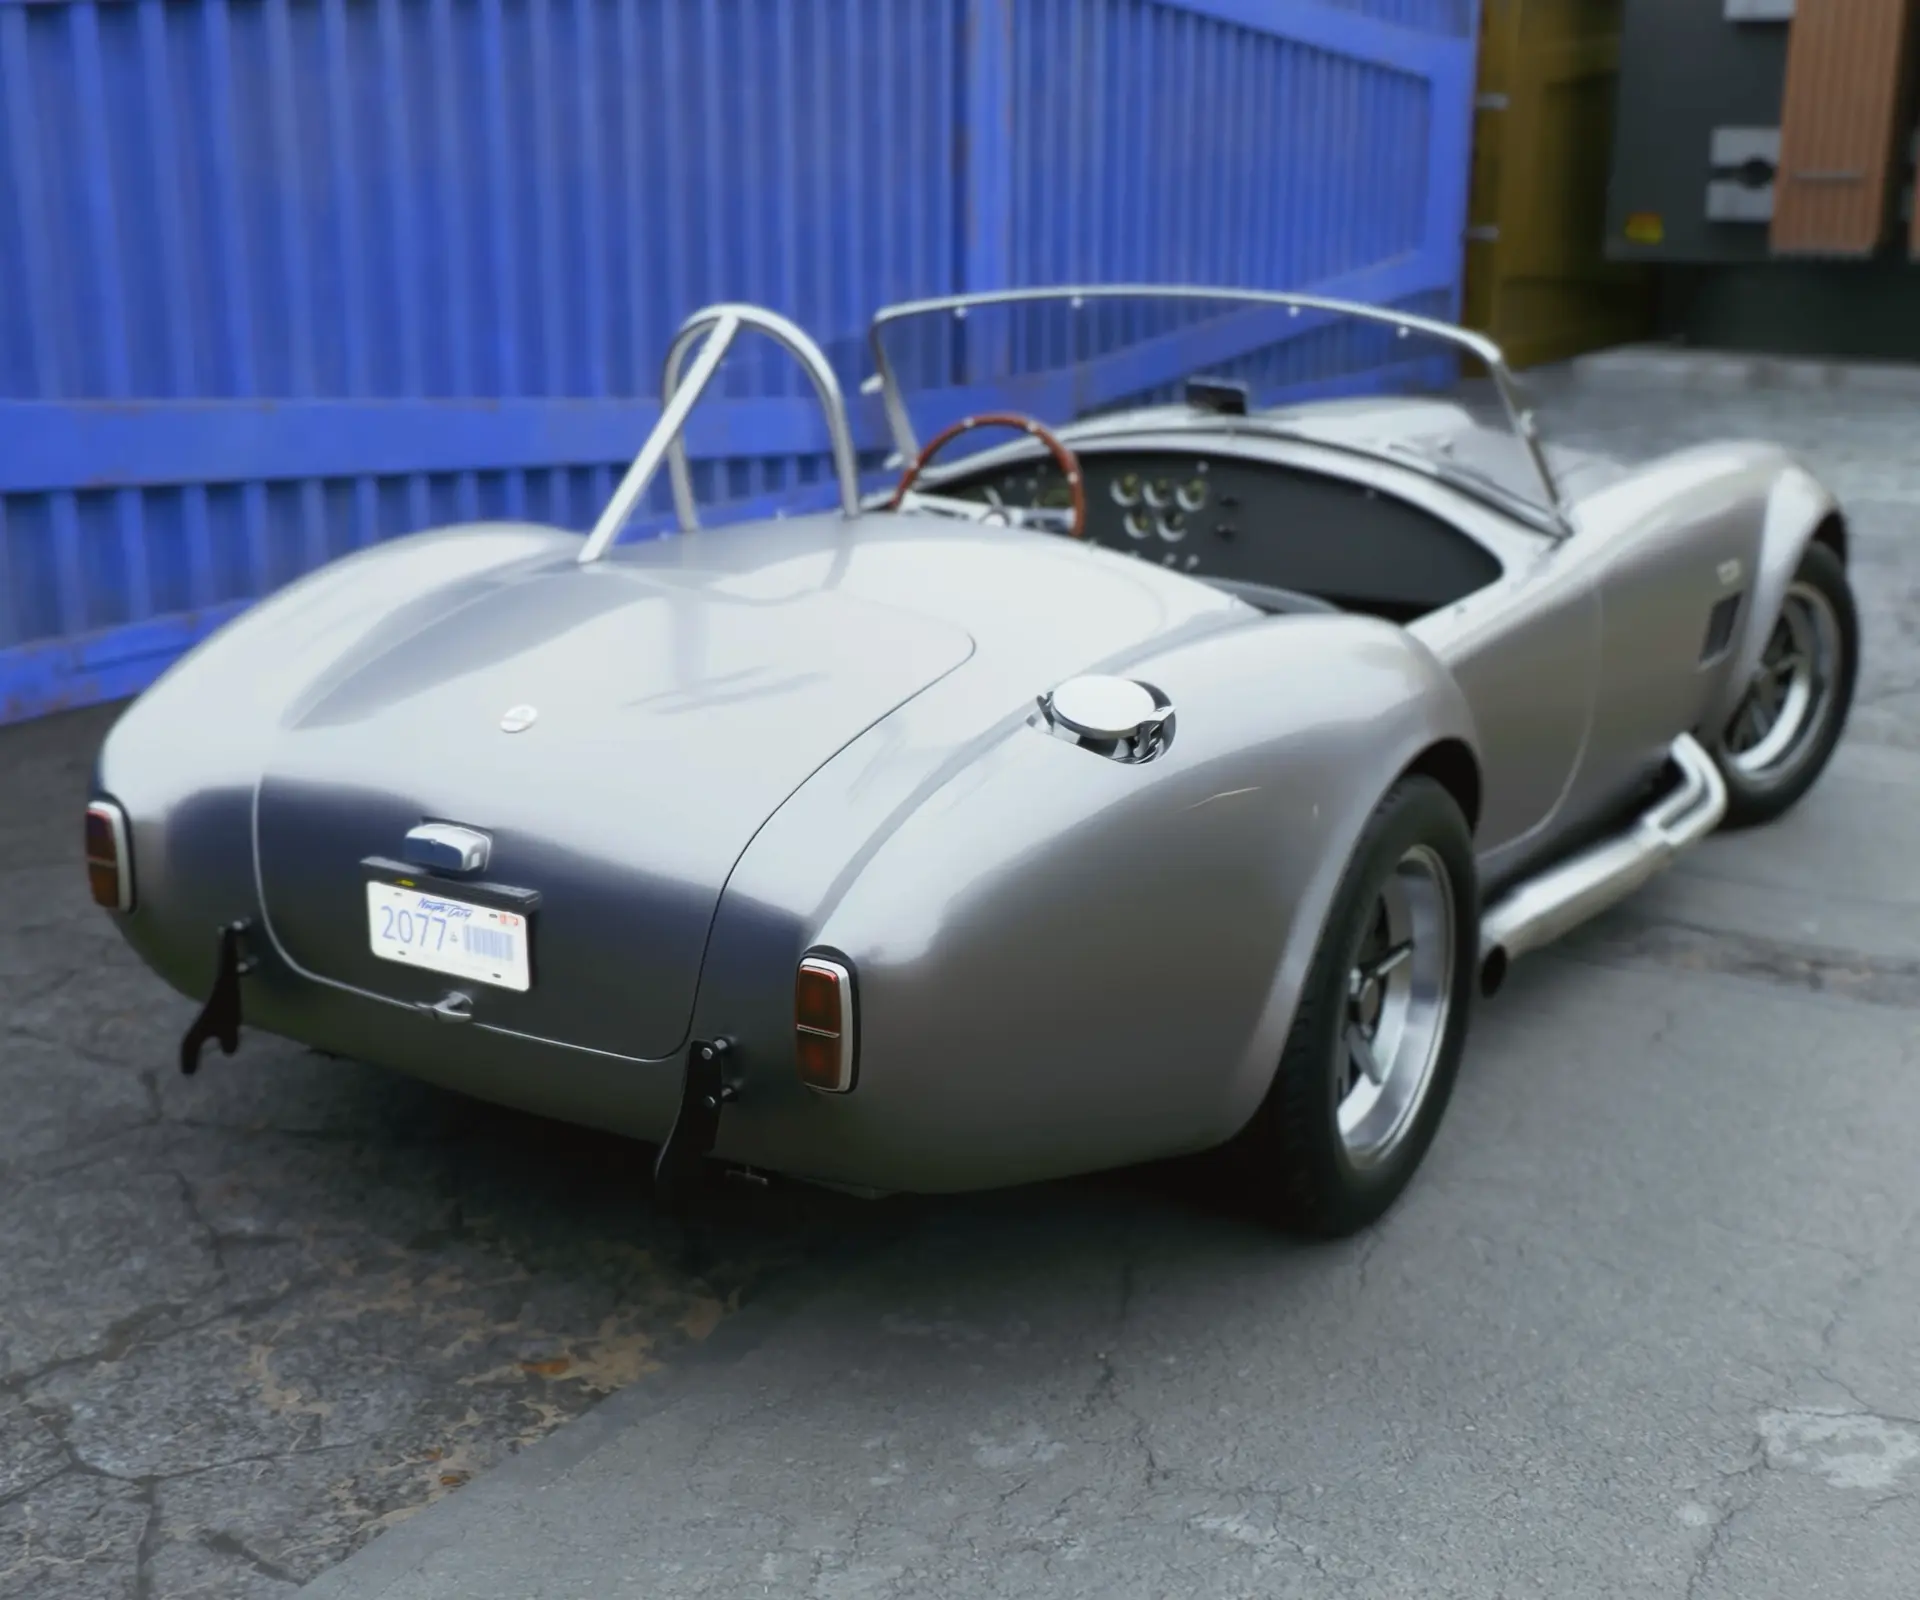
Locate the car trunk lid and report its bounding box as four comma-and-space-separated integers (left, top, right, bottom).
253, 561, 974, 1060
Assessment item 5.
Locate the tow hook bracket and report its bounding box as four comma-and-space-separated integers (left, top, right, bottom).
180, 919, 257, 1077
653, 1037, 738, 1209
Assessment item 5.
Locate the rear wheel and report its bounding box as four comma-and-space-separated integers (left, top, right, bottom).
1228, 776, 1477, 1238
1711, 540, 1857, 829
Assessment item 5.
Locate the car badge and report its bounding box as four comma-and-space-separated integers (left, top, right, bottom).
500, 704, 538, 734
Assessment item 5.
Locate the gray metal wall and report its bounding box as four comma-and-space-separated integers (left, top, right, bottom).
1605, 0, 1916, 265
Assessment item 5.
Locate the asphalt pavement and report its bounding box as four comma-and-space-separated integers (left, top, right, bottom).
305, 740, 1920, 1600
0, 706, 892, 1597
4, 350, 1918, 1600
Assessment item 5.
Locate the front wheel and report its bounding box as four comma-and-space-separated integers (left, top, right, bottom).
1226, 776, 1478, 1238
1711, 540, 1858, 829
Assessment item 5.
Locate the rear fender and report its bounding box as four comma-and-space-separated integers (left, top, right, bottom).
704, 612, 1482, 1194
1193, 634, 1483, 1147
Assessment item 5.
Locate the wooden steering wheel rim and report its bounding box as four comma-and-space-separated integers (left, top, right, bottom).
886, 412, 1089, 540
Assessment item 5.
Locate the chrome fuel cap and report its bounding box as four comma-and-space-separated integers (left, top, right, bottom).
1045, 675, 1165, 743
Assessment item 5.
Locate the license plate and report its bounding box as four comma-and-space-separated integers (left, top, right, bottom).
366, 881, 531, 992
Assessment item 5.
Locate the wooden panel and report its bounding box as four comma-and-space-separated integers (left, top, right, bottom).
1771, 0, 1920, 256
1462, 0, 1653, 369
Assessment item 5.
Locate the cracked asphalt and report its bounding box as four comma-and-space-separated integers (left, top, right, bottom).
7, 353, 1920, 1599
0, 708, 893, 1596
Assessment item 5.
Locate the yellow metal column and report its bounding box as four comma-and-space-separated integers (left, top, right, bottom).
1462, 0, 1653, 368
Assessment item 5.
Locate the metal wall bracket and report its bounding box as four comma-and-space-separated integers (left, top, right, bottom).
1708, 126, 1920, 223
1706, 127, 1780, 223
652, 1038, 739, 1209
179, 919, 257, 1076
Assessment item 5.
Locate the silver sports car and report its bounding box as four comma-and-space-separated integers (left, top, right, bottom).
85, 287, 1859, 1236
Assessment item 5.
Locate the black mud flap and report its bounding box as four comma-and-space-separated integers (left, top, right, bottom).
652, 1038, 737, 1210
179, 920, 256, 1076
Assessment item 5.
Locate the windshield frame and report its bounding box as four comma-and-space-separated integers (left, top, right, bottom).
866, 285, 1570, 540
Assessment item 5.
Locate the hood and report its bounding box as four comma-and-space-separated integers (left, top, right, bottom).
253, 557, 974, 1060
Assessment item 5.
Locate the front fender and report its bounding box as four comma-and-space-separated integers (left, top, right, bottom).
702, 612, 1480, 1194
1703, 461, 1842, 733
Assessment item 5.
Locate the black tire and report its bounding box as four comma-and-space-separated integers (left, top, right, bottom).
1226, 776, 1478, 1239
1710, 540, 1858, 830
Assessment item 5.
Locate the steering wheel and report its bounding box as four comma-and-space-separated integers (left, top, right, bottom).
886, 412, 1089, 540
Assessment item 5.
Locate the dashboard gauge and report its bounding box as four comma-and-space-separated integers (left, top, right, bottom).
1111, 472, 1142, 507
1157, 510, 1187, 543
1124, 508, 1155, 540
1143, 477, 1175, 510
1175, 477, 1209, 513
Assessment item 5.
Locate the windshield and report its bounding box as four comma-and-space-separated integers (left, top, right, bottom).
866, 287, 1569, 533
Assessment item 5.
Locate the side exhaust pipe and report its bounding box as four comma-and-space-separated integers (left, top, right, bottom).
1477, 734, 1727, 997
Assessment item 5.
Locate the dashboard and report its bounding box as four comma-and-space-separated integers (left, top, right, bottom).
936, 445, 1505, 622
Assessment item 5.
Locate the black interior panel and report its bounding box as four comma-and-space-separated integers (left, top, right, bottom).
941, 447, 1505, 622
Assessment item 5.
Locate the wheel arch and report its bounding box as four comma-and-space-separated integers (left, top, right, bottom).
1400, 736, 1482, 837
1704, 466, 1849, 737
1810, 509, 1848, 567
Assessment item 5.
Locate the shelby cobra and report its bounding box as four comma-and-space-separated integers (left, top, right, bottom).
84, 288, 1860, 1236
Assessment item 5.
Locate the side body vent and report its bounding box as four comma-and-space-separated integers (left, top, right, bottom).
1700, 593, 1743, 664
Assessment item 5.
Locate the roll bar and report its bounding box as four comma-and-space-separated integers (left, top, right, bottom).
866, 285, 1570, 539
578, 303, 862, 564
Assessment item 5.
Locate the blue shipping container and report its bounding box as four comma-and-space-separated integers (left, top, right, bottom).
0, 0, 1481, 724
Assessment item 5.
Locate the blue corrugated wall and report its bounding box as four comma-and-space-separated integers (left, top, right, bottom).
0, 0, 1480, 724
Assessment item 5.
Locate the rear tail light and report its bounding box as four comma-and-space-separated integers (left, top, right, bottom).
84, 800, 133, 912
794, 953, 856, 1093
